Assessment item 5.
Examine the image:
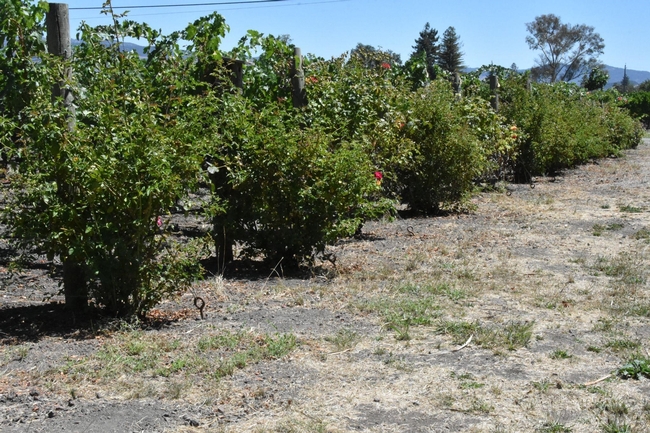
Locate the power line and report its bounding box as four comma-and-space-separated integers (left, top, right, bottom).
70, 0, 295, 10
72, 0, 348, 20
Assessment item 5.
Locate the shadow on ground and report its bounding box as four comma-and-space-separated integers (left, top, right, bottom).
0, 303, 102, 344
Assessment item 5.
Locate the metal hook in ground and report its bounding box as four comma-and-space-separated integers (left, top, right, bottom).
407, 226, 415, 236
194, 296, 205, 320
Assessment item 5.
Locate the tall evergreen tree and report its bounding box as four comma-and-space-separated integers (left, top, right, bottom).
410, 22, 439, 79
438, 26, 464, 73
621, 64, 630, 93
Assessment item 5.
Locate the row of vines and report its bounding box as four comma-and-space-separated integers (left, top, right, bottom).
0, 1, 644, 316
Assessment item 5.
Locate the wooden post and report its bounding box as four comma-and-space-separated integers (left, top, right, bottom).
291, 47, 306, 108
489, 74, 499, 111
452, 72, 462, 97
47, 3, 87, 312
47, 4, 74, 117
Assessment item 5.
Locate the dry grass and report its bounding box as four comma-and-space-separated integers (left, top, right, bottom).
2, 140, 650, 431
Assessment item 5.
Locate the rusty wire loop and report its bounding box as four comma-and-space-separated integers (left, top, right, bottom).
406, 226, 415, 236
194, 296, 205, 320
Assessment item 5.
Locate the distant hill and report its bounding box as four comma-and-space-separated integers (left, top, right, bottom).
71, 39, 146, 57
604, 65, 650, 88
464, 65, 650, 89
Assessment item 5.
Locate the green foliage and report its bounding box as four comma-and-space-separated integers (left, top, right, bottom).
582, 67, 609, 91
0, 0, 49, 161
1, 0, 645, 317
498, 75, 643, 180
302, 52, 415, 200
304, 52, 411, 146
622, 92, 650, 128
230, 31, 295, 108
208, 95, 392, 264
637, 80, 650, 92
1, 4, 223, 316
398, 81, 491, 212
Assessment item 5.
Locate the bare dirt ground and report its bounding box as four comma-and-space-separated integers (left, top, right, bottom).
1, 138, 649, 433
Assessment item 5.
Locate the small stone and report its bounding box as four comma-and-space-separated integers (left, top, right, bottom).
29, 389, 39, 397
373, 398, 380, 403
47, 411, 55, 418
7, 390, 17, 402
183, 415, 200, 427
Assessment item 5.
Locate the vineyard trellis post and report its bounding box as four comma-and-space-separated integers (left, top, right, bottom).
47, 2, 88, 311
489, 73, 499, 111
452, 72, 462, 97
291, 47, 307, 108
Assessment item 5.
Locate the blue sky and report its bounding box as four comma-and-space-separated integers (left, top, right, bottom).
65, 0, 650, 72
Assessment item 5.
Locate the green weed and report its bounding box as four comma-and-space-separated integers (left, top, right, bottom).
633, 227, 650, 241
619, 205, 643, 213
538, 422, 572, 433
616, 357, 650, 380
469, 398, 494, 414
601, 419, 632, 433
550, 349, 573, 360
600, 399, 629, 416
604, 339, 641, 353
362, 296, 441, 340
325, 328, 359, 352
593, 254, 646, 285
532, 380, 552, 392
593, 223, 624, 236
54, 329, 296, 387
436, 320, 534, 351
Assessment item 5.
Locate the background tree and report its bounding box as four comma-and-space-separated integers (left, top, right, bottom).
350, 43, 401, 68
612, 66, 637, 93
637, 79, 650, 92
410, 22, 439, 79
582, 66, 609, 91
526, 14, 605, 83
437, 26, 464, 73
619, 65, 631, 93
